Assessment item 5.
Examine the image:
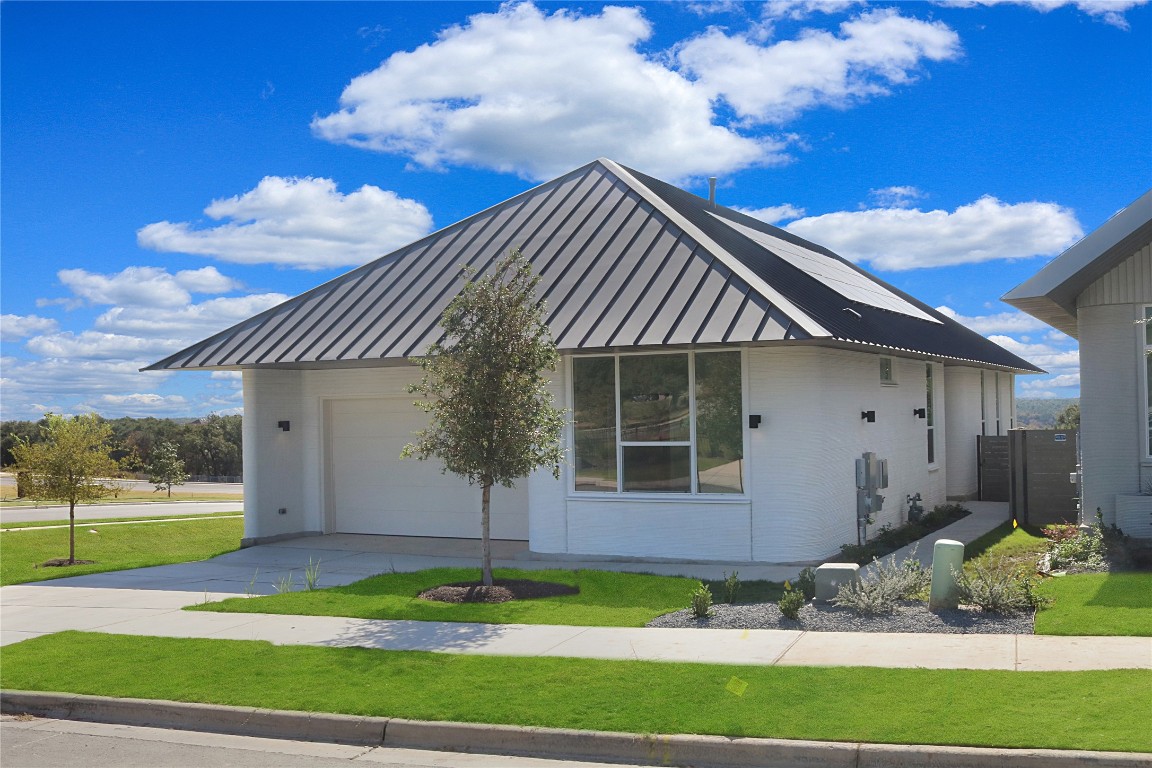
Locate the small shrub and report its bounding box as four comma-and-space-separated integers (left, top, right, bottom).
304, 557, 322, 591
690, 582, 713, 618
1046, 525, 1107, 572
794, 567, 817, 599
274, 572, 296, 594
722, 571, 741, 604
778, 583, 806, 620
833, 549, 929, 616
953, 556, 1050, 615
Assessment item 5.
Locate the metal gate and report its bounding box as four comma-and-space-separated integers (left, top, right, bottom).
1009, 429, 1079, 527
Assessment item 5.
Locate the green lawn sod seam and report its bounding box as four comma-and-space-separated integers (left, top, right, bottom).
0, 517, 243, 586
2, 632, 1148, 753
190, 567, 701, 628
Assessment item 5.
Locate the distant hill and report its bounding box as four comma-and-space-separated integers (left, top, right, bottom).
1017, 398, 1079, 429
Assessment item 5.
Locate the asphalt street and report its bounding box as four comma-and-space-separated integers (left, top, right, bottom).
0, 716, 648, 768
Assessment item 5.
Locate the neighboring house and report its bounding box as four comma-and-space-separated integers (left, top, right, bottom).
149, 159, 1038, 563
1003, 190, 1152, 538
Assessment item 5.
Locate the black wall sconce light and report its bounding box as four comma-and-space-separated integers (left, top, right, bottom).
748, 414, 762, 429
912, 408, 926, 419
861, 410, 876, 423
277, 420, 291, 432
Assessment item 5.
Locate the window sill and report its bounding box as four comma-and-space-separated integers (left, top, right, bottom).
567, 493, 751, 504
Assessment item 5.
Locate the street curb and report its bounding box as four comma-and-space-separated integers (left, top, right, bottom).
3, 690, 1149, 768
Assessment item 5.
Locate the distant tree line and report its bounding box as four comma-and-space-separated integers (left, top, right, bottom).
1, 414, 243, 479
1016, 398, 1080, 430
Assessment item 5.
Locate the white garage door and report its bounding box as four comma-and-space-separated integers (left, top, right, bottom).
325, 398, 527, 539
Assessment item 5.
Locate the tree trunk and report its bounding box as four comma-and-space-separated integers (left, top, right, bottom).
68, 499, 76, 565
481, 482, 493, 587
167, 485, 172, 498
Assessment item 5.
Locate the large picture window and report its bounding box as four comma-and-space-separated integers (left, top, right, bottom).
572, 351, 744, 494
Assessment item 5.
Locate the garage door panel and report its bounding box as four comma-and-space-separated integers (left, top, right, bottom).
327, 398, 527, 539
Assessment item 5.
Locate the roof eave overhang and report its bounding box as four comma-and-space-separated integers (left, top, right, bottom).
1002, 189, 1152, 337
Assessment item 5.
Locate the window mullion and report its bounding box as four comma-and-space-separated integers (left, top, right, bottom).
613, 354, 622, 493
688, 351, 698, 494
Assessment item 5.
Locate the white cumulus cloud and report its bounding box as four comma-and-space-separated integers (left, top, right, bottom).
57, 266, 241, 309
312, 4, 960, 180
987, 334, 1079, 375
94, 293, 289, 339
1, 314, 59, 341
138, 176, 433, 270
935, 306, 1051, 335
938, 0, 1149, 28
313, 4, 772, 181
675, 9, 961, 124
784, 195, 1083, 270
25, 331, 181, 361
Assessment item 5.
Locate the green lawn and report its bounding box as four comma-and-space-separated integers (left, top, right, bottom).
0, 517, 243, 586
191, 567, 699, 627
1036, 572, 1152, 636
2, 632, 1148, 753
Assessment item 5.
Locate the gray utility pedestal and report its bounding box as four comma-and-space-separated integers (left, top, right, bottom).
814, 563, 860, 602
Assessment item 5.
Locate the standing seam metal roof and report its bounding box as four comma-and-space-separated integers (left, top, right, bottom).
146, 159, 1040, 373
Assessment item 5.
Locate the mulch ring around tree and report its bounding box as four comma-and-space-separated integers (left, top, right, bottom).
418, 579, 580, 604
38, 558, 96, 568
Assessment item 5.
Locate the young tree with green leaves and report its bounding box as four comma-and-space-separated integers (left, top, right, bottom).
404, 249, 566, 587
148, 440, 189, 497
11, 413, 122, 564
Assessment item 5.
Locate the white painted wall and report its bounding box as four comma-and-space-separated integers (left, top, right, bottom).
243, 365, 528, 543
1079, 303, 1144, 524
745, 347, 947, 562
944, 366, 982, 499
243, 346, 995, 561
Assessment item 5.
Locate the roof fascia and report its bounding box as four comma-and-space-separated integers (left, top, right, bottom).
598, 158, 830, 339
1002, 189, 1152, 326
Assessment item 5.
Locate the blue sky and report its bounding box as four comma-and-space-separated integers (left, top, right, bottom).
2, 0, 1149, 420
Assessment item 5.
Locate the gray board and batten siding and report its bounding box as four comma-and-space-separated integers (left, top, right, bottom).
146, 158, 1040, 374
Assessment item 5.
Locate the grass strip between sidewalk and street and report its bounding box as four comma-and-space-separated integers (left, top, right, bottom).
0, 517, 243, 586
2, 632, 1149, 753
190, 567, 700, 627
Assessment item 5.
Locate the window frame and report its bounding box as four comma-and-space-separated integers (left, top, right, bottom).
926, 363, 937, 467
568, 348, 749, 498
879, 356, 896, 385
1144, 306, 1152, 459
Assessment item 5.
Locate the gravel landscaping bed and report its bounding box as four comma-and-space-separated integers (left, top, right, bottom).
648, 600, 1035, 634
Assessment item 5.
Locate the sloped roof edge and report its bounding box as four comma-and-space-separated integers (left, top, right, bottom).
597, 158, 830, 338
1002, 189, 1152, 337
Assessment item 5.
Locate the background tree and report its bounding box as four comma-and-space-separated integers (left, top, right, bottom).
1055, 403, 1081, 430
147, 440, 189, 497
11, 413, 122, 564
404, 249, 565, 586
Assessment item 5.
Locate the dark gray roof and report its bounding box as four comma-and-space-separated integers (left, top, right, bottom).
147, 158, 1040, 373
1003, 189, 1152, 338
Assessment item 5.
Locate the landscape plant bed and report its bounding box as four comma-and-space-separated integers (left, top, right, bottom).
2, 632, 1148, 753
839, 503, 971, 564
419, 579, 579, 603
648, 600, 1035, 634
191, 567, 697, 627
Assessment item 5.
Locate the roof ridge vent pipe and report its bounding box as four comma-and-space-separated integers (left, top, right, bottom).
708, 177, 717, 207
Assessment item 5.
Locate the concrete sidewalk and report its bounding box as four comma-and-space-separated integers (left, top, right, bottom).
3, 583, 1150, 670
2, 499, 1149, 670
